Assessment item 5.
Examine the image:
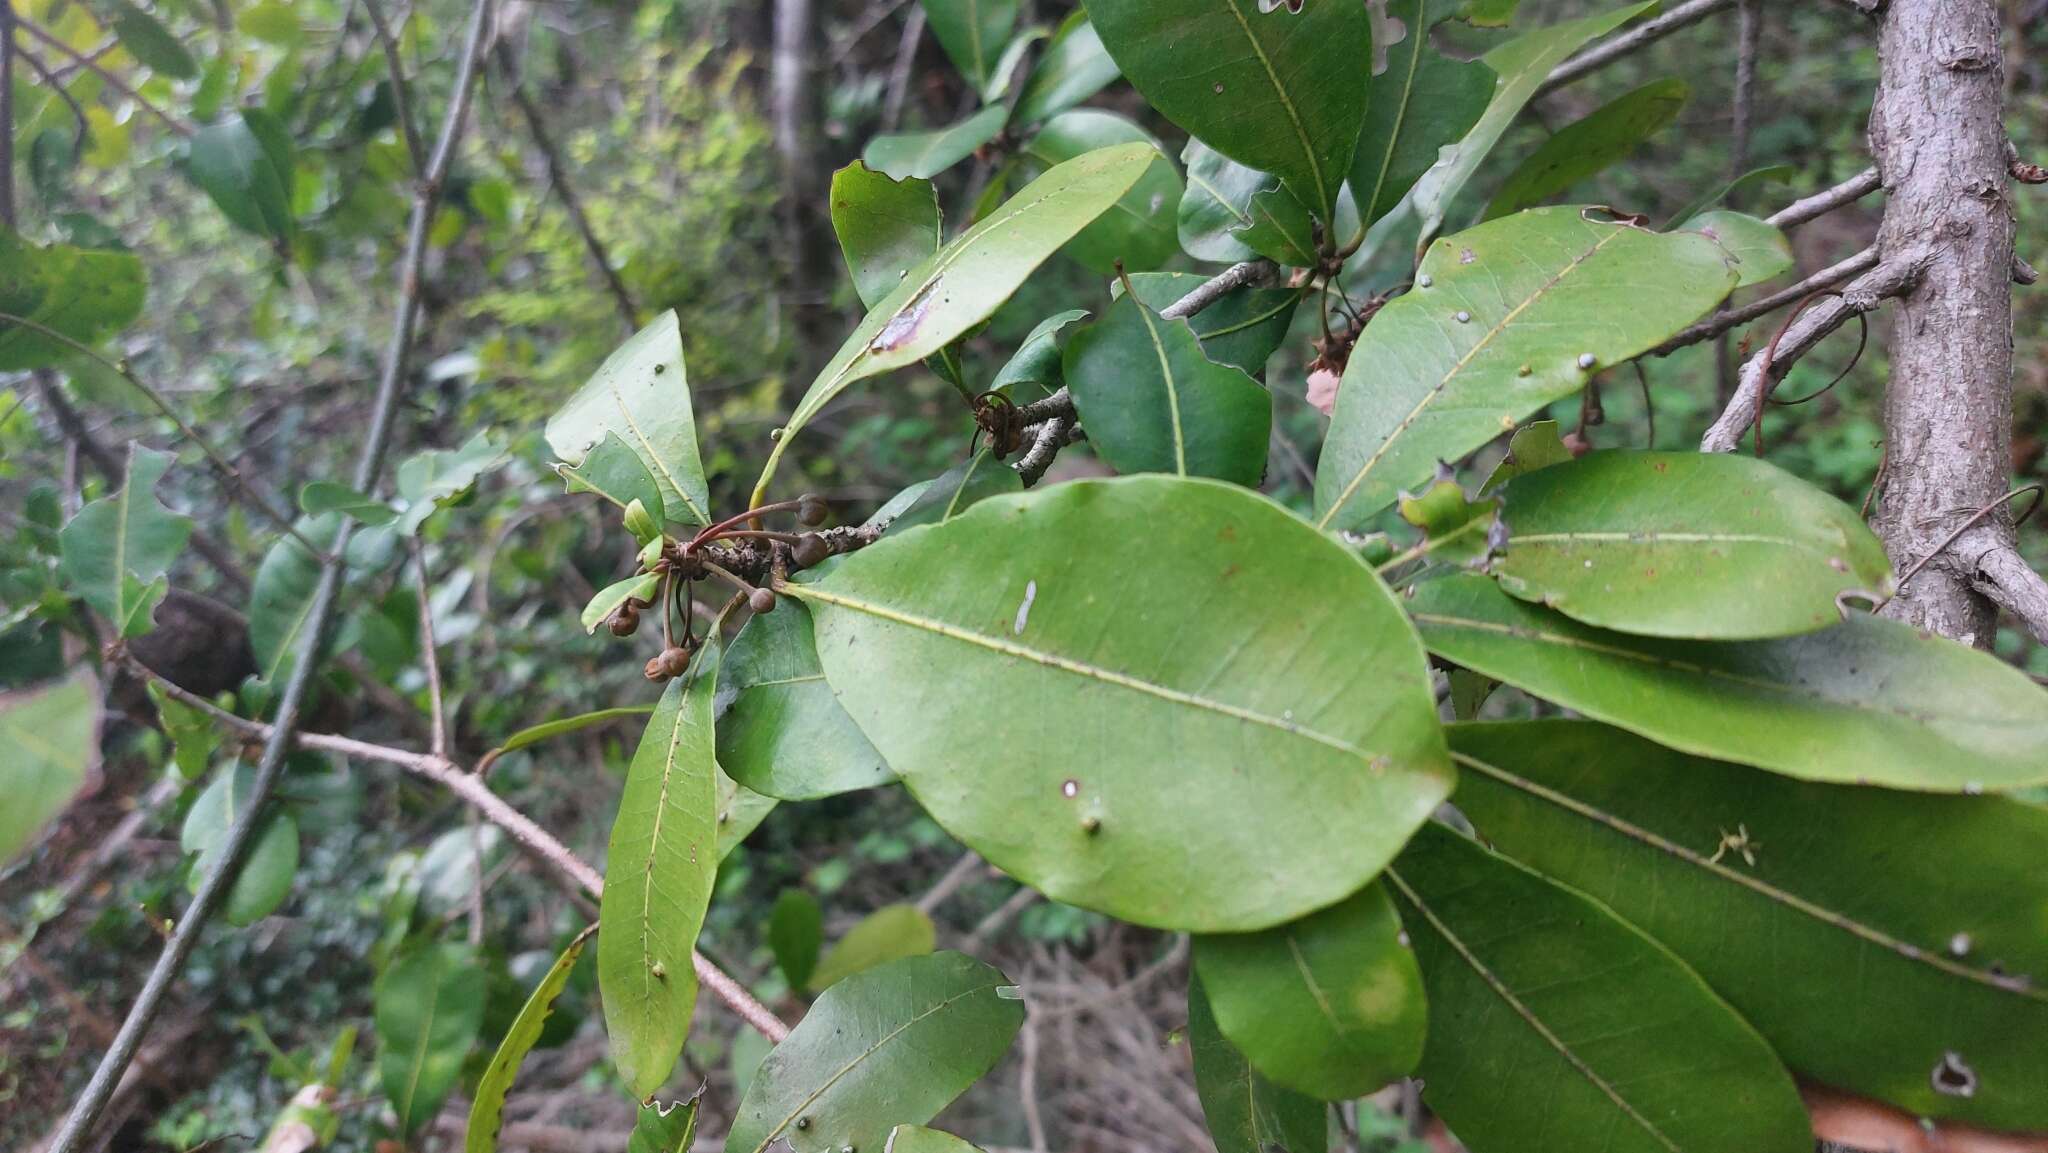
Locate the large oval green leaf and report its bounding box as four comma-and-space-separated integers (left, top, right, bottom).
863, 105, 1009, 181
1449, 720, 2048, 1131
1012, 12, 1119, 126
1193, 881, 1424, 1101
1483, 77, 1689, 221
723, 952, 1024, 1153
376, 942, 486, 1136
793, 476, 1451, 931
760, 143, 1153, 495
185, 110, 295, 240
1408, 574, 2048, 790
919, 0, 1020, 95
1020, 110, 1181, 274
1386, 822, 1811, 1153
468, 925, 594, 1153
1313, 209, 1735, 531
0, 231, 147, 369
830, 163, 941, 310
109, 0, 199, 78
0, 678, 94, 864
1491, 451, 1895, 638
1350, 0, 1494, 235
718, 601, 893, 801
57, 444, 192, 638
1187, 972, 1326, 1153
545, 310, 711, 527
1086, 0, 1368, 224
807, 903, 937, 993
599, 646, 722, 1099
179, 761, 300, 925
1063, 290, 1270, 484
247, 513, 337, 689
1680, 210, 1793, 289
1124, 271, 1300, 375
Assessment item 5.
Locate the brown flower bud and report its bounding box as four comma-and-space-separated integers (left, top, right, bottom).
748, 587, 778, 614
644, 655, 669, 682
797, 494, 830, 526
791, 533, 830, 568
608, 605, 640, 637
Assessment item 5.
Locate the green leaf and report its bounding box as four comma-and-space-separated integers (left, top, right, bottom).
767, 143, 1153, 472
628, 1095, 702, 1153
1448, 719, 2048, 1131
831, 163, 942, 310
1484, 77, 1688, 221
1385, 822, 1812, 1153
248, 514, 336, 689
560, 432, 667, 523
1063, 290, 1270, 484
862, 105, 1009, 181
493, 706, 658, 758
1408, 2, 1656, 244
1490, 450, 1894, 638
723, 952, 1024, 1153
768, 889, 824, 990
1680, 210, 1793, 288
0, 678, 95, 864
1397, 471, 1503, 570
1122, 271, 1300, 374
467, 926, 594, 1153
179, 761, 300, 925
1186, 971, 1327, 1153
990, 309, 1089, 397
808, 904, 937, 993
0, 228, 147, 370
1193, 882, 1425, 1101
890, 449, 1024, 531
794, 476, 1451, 932
718, 766, 778, 860
1012, 12, 1118, 125
545, 311, 711, 528
598, 645, 722, 1099
582, 573, 662, 636
717, 599, 893, 800
1408, 573, 2048, 790
1087, 0, 1370, 225
1175, 140, 1331, 268
1478, 419, 1571, 493
1313, 208, 1735, 531
393, 432, 509, 535
919, 0, 1020, 95
299, 481, 397, 526
376, 942, 487, 1136
185, 110, 296, 240
1664, 164, 1796, 229
1020, 111, 1181, 274
149, 680, 221, 780
58, 444, 193, 637
885, 1126, 983, 1153
1350, 0, 1494, 234
108, 0, 198, 78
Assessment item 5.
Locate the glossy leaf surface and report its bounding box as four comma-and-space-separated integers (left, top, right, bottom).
863, 105, 1009, 181
185, 111, 295, 239
467, 926, 594, 1153
1187, 972, 1327, 1153
797, 476, 1451, 932
717, 600, 893, 800
0, 231, 147, 369
247, 514, 336, 689
920, 0, 1021, 95
1124, 271, 1300, 374
1681, 210, 1793, 288
889, 449, 1024, 532
1021, 110, 1181, 273
831, 163, 942, 309
546, 311, 710, 527
1013, 12, 1119, 125
179, 761, 300, 925
808, 904, 937, 992
0, 678, 95, 863
1350, 0, 1494, 233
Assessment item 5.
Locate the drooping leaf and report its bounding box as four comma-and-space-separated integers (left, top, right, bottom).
765, 143, 1153, 478
1385, 821, 1812, 1153
1680, 210, 1793, 288
889, 449, 1025, 531
299, 481, 398, 526
717, 600, 893, 800
58, 444, 193, 637
179, 761, 301, 925
1449, 719, 2048, 1131
492, 706, 658, 759
560, 432, 666, 523
1063, 291, 1270, 484
467, 926, 595, 1153
148, 680, 220, 780
628, 1095, 702, 1153
1020, 110, 1181, 273
393, 432, 509, 535
545, 311, 711, 528
0, 678, 95, 864
768, 889, 824, 990
919, 0, 1021, 95
1313, 208, 1734, 531
1012, 12, 1119, 125
1186, 971, 1327, 1153
108, 0, 198, 78
885, 1126, 984, 1153
717, 766, 779, 860
1122, 271, 1300, 374
248, 514, 338, 689
862, 105, 1009, 181
1350, 0, 1494, 234
795, 476, 1452, 932
1087, 0, 1370, 224
598, 645, 722, 1099
582, 573, 662, 636
723, 952, 1024, 1153
1408, 2, 1656, 245
807, 904, 937, 993
1483, 77, 1689, 221
1490, 451, 1894, 638
1397, 471, 1503, 570
831, 163, 942, 310
1408, 574, 2048, 790
990, 309, 1089, 398
1193, 882, 1425, 1101
1479, 419, 1571, 493
376, 942, 487, 1136
185, 110, 296, 240
0, 230, 147, 369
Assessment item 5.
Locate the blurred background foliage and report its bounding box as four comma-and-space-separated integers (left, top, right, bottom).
2, 0, 2044, 1148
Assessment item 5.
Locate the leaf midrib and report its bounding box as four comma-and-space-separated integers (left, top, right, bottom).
1218, 0, 1330, 222
1130, 301, 1189, 474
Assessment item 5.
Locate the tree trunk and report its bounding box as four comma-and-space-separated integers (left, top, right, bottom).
1867, 0, 2017, 648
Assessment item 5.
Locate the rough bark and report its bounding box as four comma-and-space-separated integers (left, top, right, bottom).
1866, 0, 2017, 648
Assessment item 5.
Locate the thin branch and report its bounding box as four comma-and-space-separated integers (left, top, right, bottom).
1767, 167, 1882, 230
2, 0, 16, 227
359, 0, 426, 172
880, 6, 925, 132
16, 15, 192, 136
1013, 416, 1074, 485
17, 45, 93, 147
962, 885, 1041, 953
44, 4, 499, 1148
916, 851, 986, 914
411, 543, 449, 759
1649, 246, 1880, 357
1538, 0, 1739, 96
1699, 258, 1920, 452
1971, 545, 2048, 647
